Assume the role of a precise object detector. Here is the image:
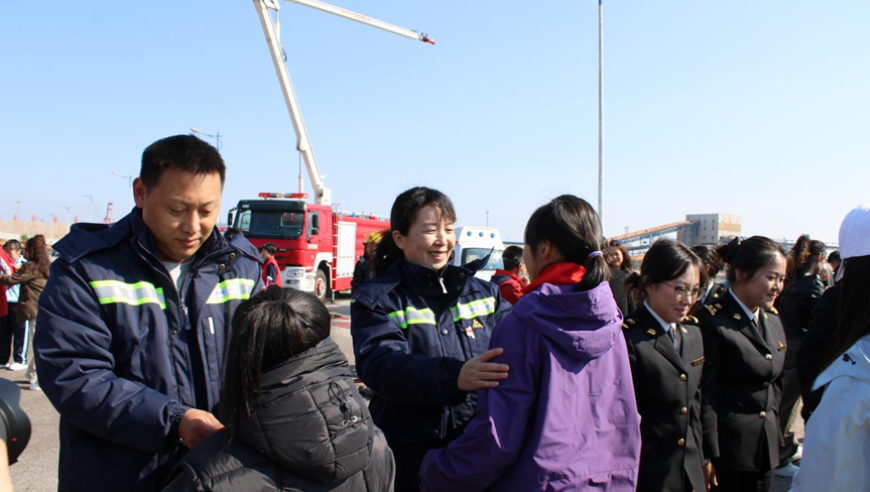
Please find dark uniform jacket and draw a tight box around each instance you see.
[623,304,710,492]
[351,258,509,443]
[162,338,394,492]
[35,210,263,492]
[796,283,840,420]
[777,274,825,369]
[698,291,786,472]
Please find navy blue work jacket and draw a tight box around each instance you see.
[34,209,262,492]
[351,258,509,443]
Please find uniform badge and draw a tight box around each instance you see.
[472,319,484,329]
[681,326,688,334]
[705,305,717,315]
[646,329,657,336]
[733,313,742,321]
[691,357,706,366]
[622,323,630,330]
[777,340,786,352]
[465,327,476,339]
[626,318,636,325]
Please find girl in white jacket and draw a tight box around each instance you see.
[791,203,870,492]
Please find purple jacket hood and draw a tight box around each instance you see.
[513,280,624,362]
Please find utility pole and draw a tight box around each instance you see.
[79,193,94,223]
[597,0,605,231]
[190,127,222,150]
[112,172,135,211]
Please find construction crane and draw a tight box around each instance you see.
[103,202,114,224]
[253,0,434,205]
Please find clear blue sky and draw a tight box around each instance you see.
[2,0,867,243]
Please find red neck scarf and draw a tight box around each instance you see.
[523,262,586,294]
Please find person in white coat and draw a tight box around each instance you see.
[791,202,870,492]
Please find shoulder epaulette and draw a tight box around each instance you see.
[622,317,636,330]
[705,304,718,316]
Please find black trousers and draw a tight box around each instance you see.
[0,304,27,364]
[388,427,465,492]
[778,366,802,464]
[712,466,774,492]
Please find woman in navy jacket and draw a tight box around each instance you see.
[351,187,510,492]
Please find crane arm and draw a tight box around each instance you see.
[254,0,434,206]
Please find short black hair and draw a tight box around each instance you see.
[502,245,524,271]
[261,242,277,255]
[140,135,226,190]
[628,239,708,299]
[220,286,330,437]
[374,187,457,275]
[828,250,841,263]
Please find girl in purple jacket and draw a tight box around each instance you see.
[419,195,641,491]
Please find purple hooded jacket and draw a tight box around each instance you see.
[419,279,641,491]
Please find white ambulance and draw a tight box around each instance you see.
[453,226,506,280]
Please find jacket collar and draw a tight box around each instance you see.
[352,257,483,307]
[54,207,237,267]
[523,262,586,294]
[494,269,520,282]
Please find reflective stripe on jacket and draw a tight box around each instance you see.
[351,258,509,443]
[34,209,263,492]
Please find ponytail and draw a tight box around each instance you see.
[372,232,402,276]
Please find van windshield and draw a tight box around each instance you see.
[461,248,504,270]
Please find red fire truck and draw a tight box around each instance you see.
[233,1,432,300]
[230,192,388,301]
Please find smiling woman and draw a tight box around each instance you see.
[350,186,510,492]
[697,236,788,492]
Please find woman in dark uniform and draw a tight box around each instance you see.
[623,239,712,492]
[697,237,788,492]
[350,187,511,491]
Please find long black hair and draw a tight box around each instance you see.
[220,286,331,436]
[373,187,457,275]
[607,240,633,274]
[626,239,708,300]
[524,195,609,290]
[715,236,786,286]
[825,255,870,369]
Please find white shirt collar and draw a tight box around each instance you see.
[644,301,676,333]
[728,289,759,322]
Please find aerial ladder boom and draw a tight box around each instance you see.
[253,0,434,206]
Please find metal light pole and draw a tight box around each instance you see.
[190,127,223,150]
[597,0,605,231]
[79,193,94,223]
[112,172,135,211]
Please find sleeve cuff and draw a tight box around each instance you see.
[168,403,192,444]
[444,358,468,405]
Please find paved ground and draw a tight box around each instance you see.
[2,297,800,491]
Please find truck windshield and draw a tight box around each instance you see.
[461,248,504,270]
[236,209,304,239]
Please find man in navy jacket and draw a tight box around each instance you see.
[35,135,262,492]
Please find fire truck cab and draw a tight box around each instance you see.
[230,193,389,301]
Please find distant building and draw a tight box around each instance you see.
[678,213,742,246]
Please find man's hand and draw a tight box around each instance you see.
[458,348,509,391]
[179,409,223,449]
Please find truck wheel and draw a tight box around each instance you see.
[314,269,329,302]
